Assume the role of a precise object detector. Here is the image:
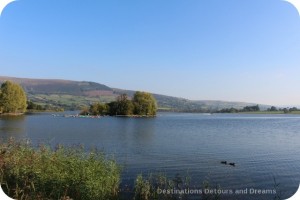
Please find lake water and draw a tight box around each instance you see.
[0,112,299,199]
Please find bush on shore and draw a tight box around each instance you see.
[0,138,120,200]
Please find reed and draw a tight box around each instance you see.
[0,138,120,200]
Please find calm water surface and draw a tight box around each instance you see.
[0,112,299,199]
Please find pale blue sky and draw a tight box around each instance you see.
[0,0,300,106]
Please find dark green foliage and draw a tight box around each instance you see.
[217,108,239,113]
[89,102,109,116]
[132,92,157,116]
[0,81,27,114]
[267,106,278,112]
[218,105,300,114]
[107,101,119,116]
[27,101,64,112]
[106,94,134,116]
[27,101,46,111]
[241,105,260,112]
[277,107,300,114]
[81,94,133,116]
[0,139,120,200]
[288,107,299,112]
[113,94,134,116]
[84,92,157,116]
[88,94,134,116]
[289,107,300,112]
[217,105,260,113]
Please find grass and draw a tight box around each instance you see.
[133,173,224,200]
[29,94,116,110]
[133,173,188,200]
[0,138,120,200]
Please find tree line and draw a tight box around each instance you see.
[81,91,157,116]
[27,101,64,112]
[217,105,300,114]
[217,105,260,113]
[267,106,299,113]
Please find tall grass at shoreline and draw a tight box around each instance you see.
[0,138,120,200]
[133,173,223,200]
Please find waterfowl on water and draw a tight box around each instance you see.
[220,161,227,164]
[229,162,235,166]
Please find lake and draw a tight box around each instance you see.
[0,112,299,199]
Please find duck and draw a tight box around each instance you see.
[229,162,235,166]
[220,161,227,164]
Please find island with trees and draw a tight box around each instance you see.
[81,91,157,117]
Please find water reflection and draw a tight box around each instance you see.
[0,115,26,140]
[132,118,155,144]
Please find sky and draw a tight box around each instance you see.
[0,0,300,106]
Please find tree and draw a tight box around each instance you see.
[27,101,45,111]
[84,92,157,116]
[105,94,134,116]
[217,107,238,113]
[289,107,298,112]
[132,91,157,116]
[267,106,278,112]
[115,94,134,115]
[89,103,100,115]
[242,105,260,112]
[89,102,109,115]
[107,101,118,116]
[283,108,290,114]
[0,81,27,114]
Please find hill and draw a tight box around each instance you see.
[0,76,268,111]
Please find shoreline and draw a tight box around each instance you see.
[0,113,25,116]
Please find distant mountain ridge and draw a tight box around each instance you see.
[0,76,113,96]
[0,76,269,111]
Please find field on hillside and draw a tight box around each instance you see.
[28,94,116,110]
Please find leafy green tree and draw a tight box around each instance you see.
[106,94,134,116]
[107,101,118,116]
[90,103,100,115]
[132,91,157,116]
[242,105,260,112]
[89,102,109,115]
[87,93,157,116]
[115,94,134,115]
[0,81,27,114]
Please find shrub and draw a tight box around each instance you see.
[0,138,120,200]
[133,173,189,200]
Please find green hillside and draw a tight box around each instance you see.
[0,76,268,111]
